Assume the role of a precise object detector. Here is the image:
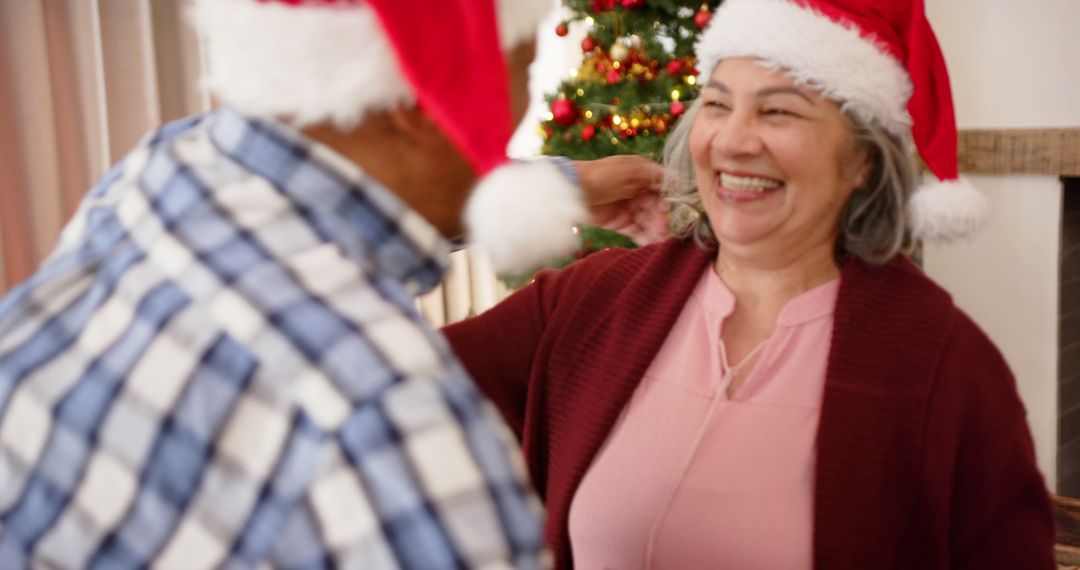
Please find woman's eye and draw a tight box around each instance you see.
[703,101,730,111]
[764,107,795,117]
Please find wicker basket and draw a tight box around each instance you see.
[1056,494,1080,567]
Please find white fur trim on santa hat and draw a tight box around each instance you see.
[465,160,589,274]
[908,177,987,242]
[193,0,413,129]
[697,0,913,136]
[191,0,551,130]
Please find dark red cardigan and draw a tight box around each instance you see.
[444,238,1055,569]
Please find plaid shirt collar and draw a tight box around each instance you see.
[207,106,450,296]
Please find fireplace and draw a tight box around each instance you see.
[1061,176,1080,499]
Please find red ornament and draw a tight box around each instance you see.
[590,0,617,12]
[670,101,686,117]
[665,60,684,76]
[621,0,645,8]
[551,98,579,126]
[694,8,713,29]
[606,70,621,85]
[581,36,598,52]
[581,125,597,141]
[555,22,569,37]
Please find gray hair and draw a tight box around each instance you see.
[661,98,917,264]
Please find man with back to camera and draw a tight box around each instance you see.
[0,0,662,567]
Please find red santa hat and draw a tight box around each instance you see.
[192,0,587,273]
[696,0,985,242]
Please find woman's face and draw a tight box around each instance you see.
[689,58,870,253]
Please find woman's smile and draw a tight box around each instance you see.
[714,169,785,203]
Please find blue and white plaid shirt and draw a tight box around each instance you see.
[0,107,546,569]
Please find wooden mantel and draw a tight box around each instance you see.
[958,128,1080,177]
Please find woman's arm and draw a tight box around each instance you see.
[443,262,578,437]
[940,316,1057,569]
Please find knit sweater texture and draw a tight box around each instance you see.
[444,237,1055,569]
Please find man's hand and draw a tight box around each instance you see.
[574,155,670,246]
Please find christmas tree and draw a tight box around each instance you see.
[510,0,721,283]
[540,0,723,161]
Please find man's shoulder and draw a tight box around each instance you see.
[146,114,207,148]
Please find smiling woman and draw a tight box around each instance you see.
[690,59,870,258]
[442,0,1058,568]
[664,60,916,265]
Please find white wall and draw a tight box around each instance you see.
[509,6,585,158]
[924,0,1080,489]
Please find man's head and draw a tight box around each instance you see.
[193,0,566,245]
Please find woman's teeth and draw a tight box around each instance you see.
[720,172,783,192]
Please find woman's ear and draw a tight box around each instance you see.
[851,145,874,190]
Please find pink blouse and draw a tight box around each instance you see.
[568,266,840,570]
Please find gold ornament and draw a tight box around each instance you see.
[610,43,630,62]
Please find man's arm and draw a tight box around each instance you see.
[281,371,546,569]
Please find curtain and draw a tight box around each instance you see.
[0,0,507,325]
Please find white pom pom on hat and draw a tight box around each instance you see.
[465,160,589,274]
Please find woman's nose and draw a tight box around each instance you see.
[713,111,764,158]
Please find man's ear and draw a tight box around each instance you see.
[387,104,441,146]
